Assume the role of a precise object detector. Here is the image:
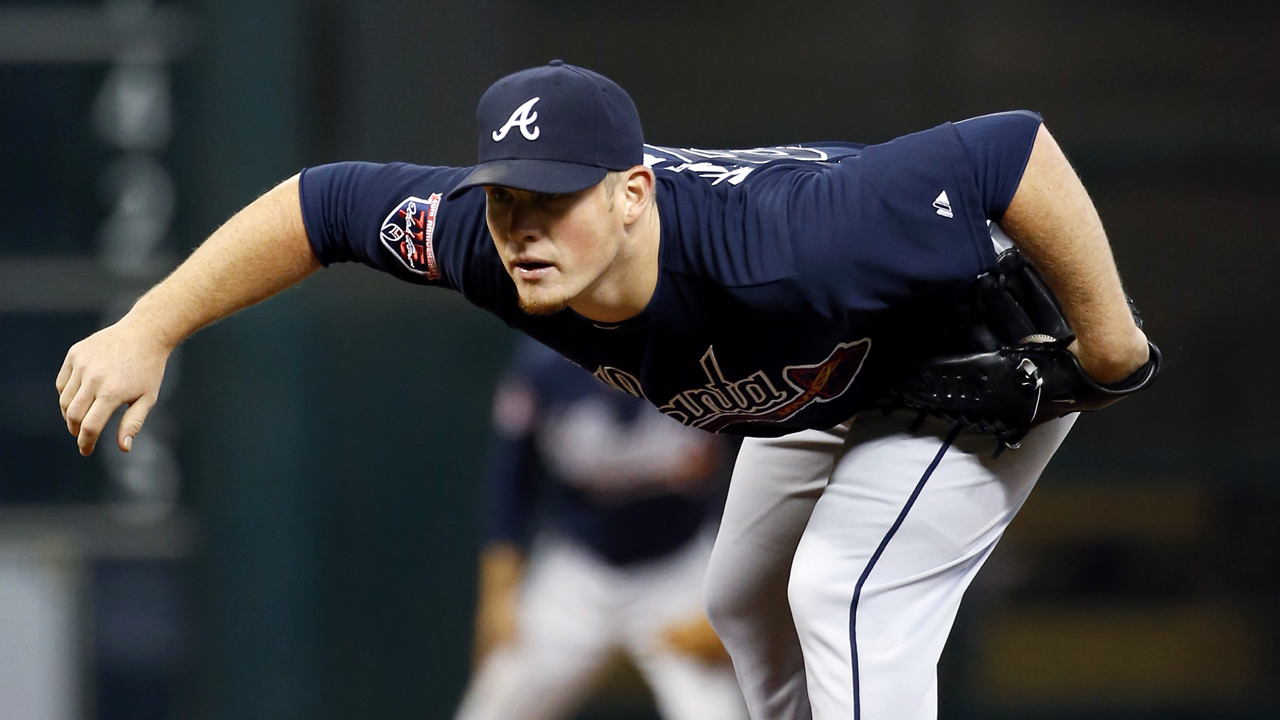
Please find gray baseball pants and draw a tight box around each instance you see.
[704,410,1075,719]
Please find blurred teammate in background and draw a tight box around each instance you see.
[455,337,748,720]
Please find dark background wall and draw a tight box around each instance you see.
[2,1,1277,719]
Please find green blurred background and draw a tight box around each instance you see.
[0,1,1277,719]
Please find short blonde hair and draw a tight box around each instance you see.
[602,170,624,209]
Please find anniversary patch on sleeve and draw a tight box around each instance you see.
[379,194,442,279]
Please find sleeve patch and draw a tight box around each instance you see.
[379,194,442,279]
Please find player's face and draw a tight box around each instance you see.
[485,180,625,316]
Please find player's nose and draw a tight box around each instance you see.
[507,200,545,243]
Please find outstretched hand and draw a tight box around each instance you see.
[56,320,171,456]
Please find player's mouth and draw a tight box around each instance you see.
[513,259,555,281]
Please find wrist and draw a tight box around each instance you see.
[121,296,189,353]
[1072,327,1149,384]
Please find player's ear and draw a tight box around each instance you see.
[621,165,655,225]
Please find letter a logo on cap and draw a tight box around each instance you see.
[492,97,541,142]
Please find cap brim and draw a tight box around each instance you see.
[446,159,609,200]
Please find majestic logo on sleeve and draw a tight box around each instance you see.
[593,339,872,433]
[933,190,954,218]
[380,194,442,280]
[492,97,541,141]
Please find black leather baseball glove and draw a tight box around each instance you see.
[891,248,1161,451]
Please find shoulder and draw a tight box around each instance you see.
[493,338,560,435]
[301,161,487,228]
[301,161,476,206]
[357,163,503,289]
[835,123,970,185]
[359,164,489,240]
[649,143,863,288]
[785,123,998,305]
[645,143,864,189]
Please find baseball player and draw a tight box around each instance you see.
[57,61,1158,719]
[455,336,746,720]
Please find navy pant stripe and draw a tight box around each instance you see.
[849,425,961,720]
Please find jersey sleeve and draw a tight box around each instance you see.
[786,122,1001,312]
[481,339,548,548]
[953,110,1042,221]
[299,162,513,312]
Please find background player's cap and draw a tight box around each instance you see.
[446,60,644,200]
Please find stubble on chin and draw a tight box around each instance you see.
[518,291,571,317]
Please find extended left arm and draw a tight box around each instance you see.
[999,124,1149,384]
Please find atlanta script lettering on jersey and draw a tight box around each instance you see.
[594,339,872,433]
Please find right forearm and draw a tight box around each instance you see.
[57,175,322,456]
[126,174,321,350]
[1001,126,1148,383]
[473,542,524,662]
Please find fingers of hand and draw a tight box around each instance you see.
[58,364,82,422]
[77,395,122,456]
[63,377,97,437]
[118,395,156,452]
[55,347,76,394]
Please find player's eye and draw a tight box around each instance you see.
[534,192,572,211]
[486,187,513,204]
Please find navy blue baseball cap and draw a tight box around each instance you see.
[446,60,644,200]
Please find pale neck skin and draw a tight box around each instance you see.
[483,165,661,323]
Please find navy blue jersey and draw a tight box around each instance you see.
[301,113,1041,436]
[485,337,721,565]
